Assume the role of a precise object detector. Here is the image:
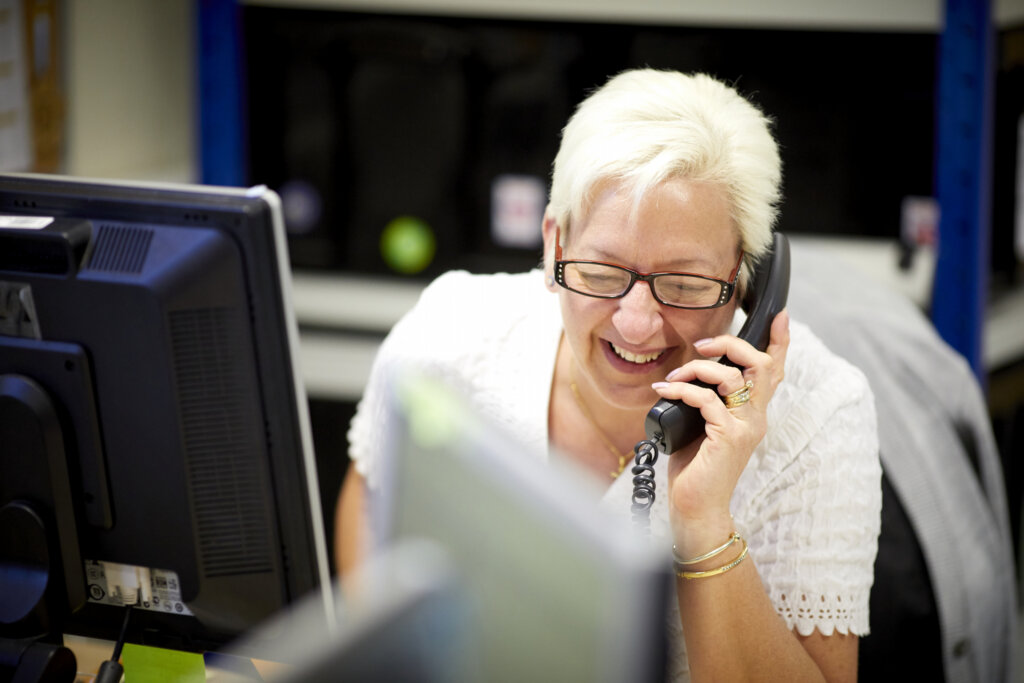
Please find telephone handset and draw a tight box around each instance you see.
[645,232,791,454]
[630,233,790,526]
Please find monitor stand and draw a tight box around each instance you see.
[0,375,84,683]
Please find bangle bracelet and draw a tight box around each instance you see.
[676,538,749,580]
[673,532,741,567]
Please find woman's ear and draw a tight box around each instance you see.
[541,208,560,292]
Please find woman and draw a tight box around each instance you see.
[338,69,881,681]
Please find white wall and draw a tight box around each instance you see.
[998,0,1024,25]
[65,0,195,182]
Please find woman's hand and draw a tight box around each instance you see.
[652,310,790,554]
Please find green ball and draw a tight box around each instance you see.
[380,216,436,275]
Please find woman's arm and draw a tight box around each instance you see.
[334,462,368,575]
[653,311,861,681]
[675,546,857,682]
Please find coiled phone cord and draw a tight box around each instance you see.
[630,437,660,531]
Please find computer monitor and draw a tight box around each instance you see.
[225,538,474,683]
[371,372,672,683]
[0,174,333,664]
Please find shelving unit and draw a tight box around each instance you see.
[62,0,1024,394]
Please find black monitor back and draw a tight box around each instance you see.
[0,174,331,653]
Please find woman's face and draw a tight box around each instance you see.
[550,178,741,411]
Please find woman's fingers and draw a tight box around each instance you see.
[664,309,791,397]
[765,308,790,381]
[665,360,746,397]
[651,379,733,423]
[661,312,790,531]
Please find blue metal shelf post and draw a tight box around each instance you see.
[197,0,246,187]
[932,0,995,382]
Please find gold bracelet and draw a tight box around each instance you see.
[675,538,749,580]
[673,532,741,567]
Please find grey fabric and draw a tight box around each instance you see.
[787,239,1018,683]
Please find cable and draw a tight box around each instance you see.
[94,597,133,683]
[630,437,660,532]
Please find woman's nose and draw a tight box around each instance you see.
[611,281,664,343]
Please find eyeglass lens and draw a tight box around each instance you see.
[562,262,723,307]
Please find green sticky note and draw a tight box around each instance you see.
[121,643,205,683]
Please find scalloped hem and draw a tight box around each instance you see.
[773,590,871,637]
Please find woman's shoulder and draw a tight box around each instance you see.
[417,269,546,309]
[738,317,881,537]
[758,317,878,464]
[400,269,544,332]
[350,269,559,481]
[780,318,873,408]
[386,268,558,361]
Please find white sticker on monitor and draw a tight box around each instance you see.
[900,196,938,247]
[0,215,53,230]
[84,559,194,616]
[490,174,545,249]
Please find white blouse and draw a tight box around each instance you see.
[348,268,882,681]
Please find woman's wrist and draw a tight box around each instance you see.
[670,508,736,565]
[674,534,749,580]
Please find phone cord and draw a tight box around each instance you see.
[630,437,660,533]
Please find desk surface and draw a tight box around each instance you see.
[64,634,281,682]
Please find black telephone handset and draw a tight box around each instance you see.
[643,232,791,455]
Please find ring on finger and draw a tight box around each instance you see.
[724,380,754,409]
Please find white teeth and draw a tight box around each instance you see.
[610,343,663,364]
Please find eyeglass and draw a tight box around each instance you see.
[553,226,743,310]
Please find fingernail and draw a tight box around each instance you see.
[665,367,684,381]
[651,382,670,390]
[694,338,714,348]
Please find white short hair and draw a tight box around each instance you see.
[548,69,782,287]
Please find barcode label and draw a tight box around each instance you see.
[83,559,194,616]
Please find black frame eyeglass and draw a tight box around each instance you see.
[552,226,744,310]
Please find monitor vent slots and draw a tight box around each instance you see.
[86,224,154,273]
[169,306,275,578]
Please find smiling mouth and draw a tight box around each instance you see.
[609,342,665,365]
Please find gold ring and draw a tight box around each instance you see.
[724,380,753,409]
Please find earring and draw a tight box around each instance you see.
[546,274,555,287]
